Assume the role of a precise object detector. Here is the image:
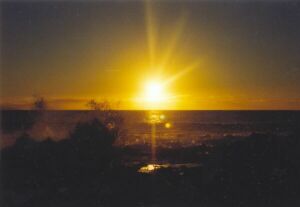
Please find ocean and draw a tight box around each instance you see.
[1,110,299,148]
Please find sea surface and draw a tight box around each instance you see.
[1,110,299,149]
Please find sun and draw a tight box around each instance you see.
[144,81,165,103]
[134,77,176,110]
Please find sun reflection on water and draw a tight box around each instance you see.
[138,164,163,173]
[138,163,202,174]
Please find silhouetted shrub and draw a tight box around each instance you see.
[71,118,116,146]
[1,111,122,191]
[86,99,124,141]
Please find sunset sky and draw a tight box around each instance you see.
[1,1,300,110]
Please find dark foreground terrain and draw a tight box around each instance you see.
[1,111,300,207]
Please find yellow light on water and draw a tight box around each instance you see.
[159,114,165,120]
[138,164,156,173]
[138,164,163,173]
[147,164,155,171]
[165,122,172,128]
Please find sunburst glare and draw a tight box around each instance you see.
[139,1,199,110]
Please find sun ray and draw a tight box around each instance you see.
[164,60,201,86]
[160,12,188,70]
[139,2,199,110]
[145,0,157,67]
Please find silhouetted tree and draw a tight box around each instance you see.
[33,96,47,110]
[86,99,124,140]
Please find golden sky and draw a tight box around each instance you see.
[1,1,300,110]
